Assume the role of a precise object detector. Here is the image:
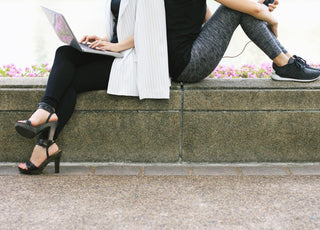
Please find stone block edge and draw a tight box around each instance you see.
[2,78,320,90]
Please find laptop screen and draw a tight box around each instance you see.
[42,6,77,46]
[54,14,74,44]
[41,6,124,58]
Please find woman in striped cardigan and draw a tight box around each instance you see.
[15,0,170,175]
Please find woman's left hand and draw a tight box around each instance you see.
[258,0,279,12]
[89,40,122,53]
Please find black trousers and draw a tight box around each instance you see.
[40,46,114,140]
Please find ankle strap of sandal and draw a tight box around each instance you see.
[38,102,55,113]
[37,139,55,158]
[38,102,55,123]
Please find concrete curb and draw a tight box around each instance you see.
[1,162,320,176]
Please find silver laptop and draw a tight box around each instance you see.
[41,6,123,58]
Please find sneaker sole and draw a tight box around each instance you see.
[271,73,320,83]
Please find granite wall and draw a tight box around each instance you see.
[1,78,320,163]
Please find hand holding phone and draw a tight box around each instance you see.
[263,0,275,6]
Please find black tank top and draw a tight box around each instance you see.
[164,0,206,79]
[111,0,121,43]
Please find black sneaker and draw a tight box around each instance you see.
[272,57,320,82]
[293,55,320,72]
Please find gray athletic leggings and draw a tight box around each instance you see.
[177,5,287,83]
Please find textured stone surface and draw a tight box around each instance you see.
[1,111,180,163]
[192,166,238,176]
[0,112,36,162]
[1,163,320,176]
[144,166,189,176]
[2,78,320,163]
[75,90,181,111]
[241,166,288,176]
[0,77,48,88]
[0,87,181,163]
[57,112,180,162]
[95,166,141,176]
[0,77,181,90]
[184,90,320,111]
[289,165,320,175]
[182,78,320,90]
[0,89,44,110]
[0,89,181,111]
[1,175,320,229]
[181,79,320,163]
[49,165,92,175]
[182,112,320,162]
[0,166,19,175]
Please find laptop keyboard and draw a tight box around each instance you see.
[80,43,96,50]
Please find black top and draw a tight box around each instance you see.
[111,0,121,43]
[164,0,206,79]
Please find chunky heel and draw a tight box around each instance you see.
[48,121,58,141]
[18,139,62,175]
[15,102,58,139]
[54,152,62,173]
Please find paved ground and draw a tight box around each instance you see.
[0,163,320,229]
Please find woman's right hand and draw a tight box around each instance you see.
[258,2,279,37]
[269,21,279,37]
[258,0,279,12]
[261,3,279,37]
[79,35,107,44]
[268,0,279,12]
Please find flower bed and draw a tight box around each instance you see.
[1,63,319,78]
[209,63,272,79]
[209,62,320,79]
[0,64,51,78]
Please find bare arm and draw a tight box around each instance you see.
[88,35,135,53]
[214,0,279,36]
[114,35,135,51]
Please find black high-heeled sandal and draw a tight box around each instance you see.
[18,139,62,175]
[15,102,58,140]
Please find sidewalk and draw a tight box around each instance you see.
[1,163,319,229]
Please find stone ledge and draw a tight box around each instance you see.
[3,77,320,89]
[1,78,320,163]
[183,78,320,90]
[0,77,48,88]
[1,163,319,176]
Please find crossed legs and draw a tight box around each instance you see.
[18,46,114,172]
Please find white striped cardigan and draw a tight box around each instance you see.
[105,0,171,99]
